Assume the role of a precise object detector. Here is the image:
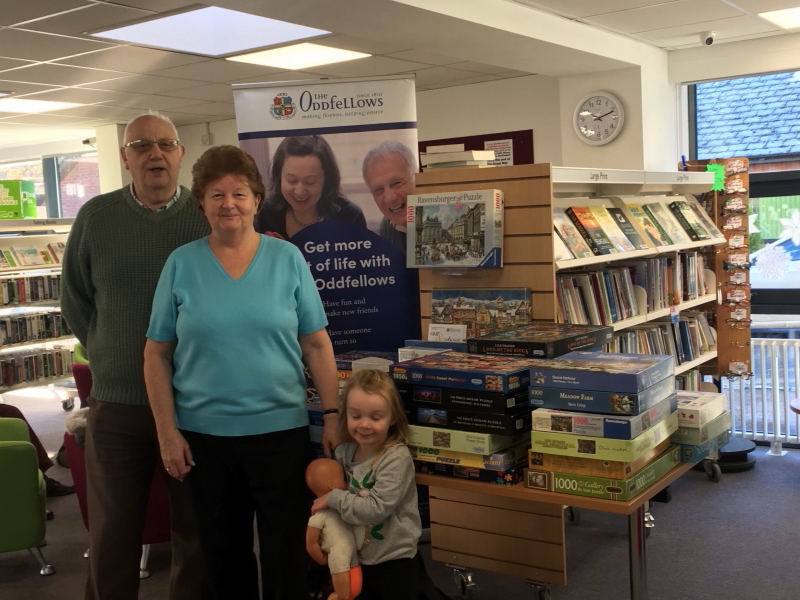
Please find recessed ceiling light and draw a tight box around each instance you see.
[228,43,370,70]
[0,98,82,114]
[760,7,800,29]
[89,7,329,58]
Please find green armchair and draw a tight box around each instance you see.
[0,417,54,575]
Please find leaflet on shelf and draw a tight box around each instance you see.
[528,372,675,415]
[408,424,522,454]
[529,413,678,463]
[397,383,529,413]
[466,323,612,359]
[670,411,731,446]
[527,352,675,394]
[524,445,681,501]
[531,393,677,440]
[528,438,672,479]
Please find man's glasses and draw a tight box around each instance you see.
[124,139,181,154]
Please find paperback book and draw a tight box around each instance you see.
[588,205,637,252]
[605,207,650,250]
[667,200,711,241]
[467,322,612,358]
[408,424,522,454]
[686,197,724,238]
[565,206,617,255]
[527,374,675,415]
[411,439,530,470]
[528,438,671,479]
[47,242,66,264]
[390,351,535,393]
[627,204,672,247]
[552,207,594,259]
[524,445,681,501]
[397,383,529,413]
[416,405,531,436]
[529,413,679,463]
[407,189,503,268]
[414,460,525,486]
[642,202,689,245]
[676,390,727,427]
[430,288,531,339]
[531,392,677,440]
[11,244,46,267]
[527,352,675,394]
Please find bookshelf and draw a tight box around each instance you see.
[414,164,723,376]
[0,219,74,393]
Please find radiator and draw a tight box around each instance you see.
[724,339,800,445]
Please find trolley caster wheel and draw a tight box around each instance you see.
[139,569,150,580]
[448,565,475,600]
[527,581,552,600]
[62,397,74,411]
[565,506,581,525]
[538,589,552,600]
[703,461,722,482]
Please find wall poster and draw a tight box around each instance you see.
[233,76,421,353]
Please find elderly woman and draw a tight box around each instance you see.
[256,135,366,239]
[143,145,340,600]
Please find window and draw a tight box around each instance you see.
[56,152,99,218]
[693,71,800,162]
[0,159,46,218]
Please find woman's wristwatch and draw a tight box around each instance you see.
[323,408,339,416]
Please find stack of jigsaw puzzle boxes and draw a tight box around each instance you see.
[670,390,730,461]
[523,352,683,501]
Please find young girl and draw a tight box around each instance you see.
[311,368,421,600]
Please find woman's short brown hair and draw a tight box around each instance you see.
[191,145,266,208]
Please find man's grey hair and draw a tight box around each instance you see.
[123,111,179,143]
[362,141,416,181]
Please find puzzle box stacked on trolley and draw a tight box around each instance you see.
[671,390,731,463]
[391,324,613,485]
[521,351,683,501]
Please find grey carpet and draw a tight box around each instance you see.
[2,393,798,600]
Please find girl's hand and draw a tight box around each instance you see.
[158,429,195,482]
[311,492,331,515]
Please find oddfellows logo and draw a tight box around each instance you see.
[270,93,296,120]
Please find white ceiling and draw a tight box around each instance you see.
[0,0,797,150]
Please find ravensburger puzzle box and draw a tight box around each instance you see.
[409,424,523,454]
[411,440,530,471]
[528,439,671,480]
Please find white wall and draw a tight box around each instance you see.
[413,75,563,165]
[639,47,679,171]
[558,67,644,170]
[95,124,130,194]
[176,120,240,189]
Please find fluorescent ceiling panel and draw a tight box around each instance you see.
[228,43,370,70]
[90,7,329,57]
[0,91,13,98]
[0,98,82,114]
[760,7,800,28]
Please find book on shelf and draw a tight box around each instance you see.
[10,244,46,267]
[552,207,594,259]
[642,202,690,245]
[667,200,711,241]
[588,206,637,252]
[47,242,66,264]
[424,144,465,154]
[424,160,492,169]
[565,207,617,255]
[419,150,495,166]
[0,249,12,269]
[555,267,639,326]
[685,196,724,238]
[605,207,650,250]
[605,313,715,366]
[626,204,672,247]
[553,234,574,261]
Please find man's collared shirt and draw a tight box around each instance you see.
[130,184,180,212]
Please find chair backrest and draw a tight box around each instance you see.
[0,418,45,552]
[72,364,92,408]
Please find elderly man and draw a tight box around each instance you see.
[61,113,210,600]
[362,141,417,254]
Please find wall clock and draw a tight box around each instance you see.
[573,91,625,146]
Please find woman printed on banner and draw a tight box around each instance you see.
[143,145,341,600]
[256,134,366,239]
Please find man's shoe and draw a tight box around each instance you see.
[44,475,75,497]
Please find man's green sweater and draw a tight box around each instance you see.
[61,186,210,405]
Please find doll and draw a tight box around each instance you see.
[306,459,363,600]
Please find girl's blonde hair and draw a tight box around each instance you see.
[338,369,409,455]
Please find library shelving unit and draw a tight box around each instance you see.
[412,164,723,596]
[0,218,76,396]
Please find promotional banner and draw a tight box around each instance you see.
[233,76,420,353]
